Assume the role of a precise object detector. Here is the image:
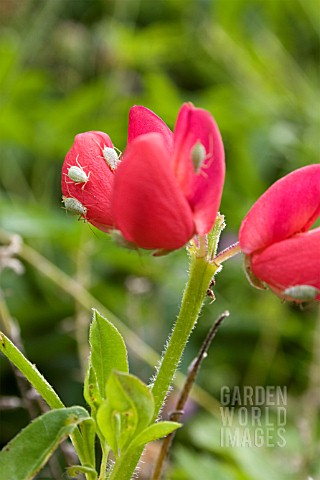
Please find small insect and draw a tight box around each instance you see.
[190,138,214,176]
[102,146,121,171]
[65,155,90,189]
[93,139,122,171]
[282,285,319,302]
[191,141,207,174]
[62,195,87,218]
[207,278,216,303]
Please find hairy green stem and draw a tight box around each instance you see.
[108,222,224,480]
[214,241,241,264]
[98,442,110,480]
[108,256,218,479]
[151,311,229,480]
[150,255,219,418]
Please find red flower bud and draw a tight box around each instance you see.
[61,131,116,232]
[112,103,225,250]
[239,165,320,301]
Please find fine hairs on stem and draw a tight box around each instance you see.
[151,311,230,480]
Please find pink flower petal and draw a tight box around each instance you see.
[62,131,115,231]
[251,227,320,299]
[239,164,320,255]
[173,103,225,234]
[112,133,194,250]
[128,106,174,155]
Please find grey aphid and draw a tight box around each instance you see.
[62,196,87,217]
[283,285,319,301]
[66,156,90,188]
[67,165,90,184]
[103,146,121,171]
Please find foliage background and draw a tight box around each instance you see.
[0,0,319,479]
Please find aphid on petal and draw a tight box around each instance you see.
[64,155,91,189]
[67,165,90,185]
[113,104,225,249]
[62,131,116,231]
[191,141,207,174]
[62,196,87,217]
[282,285,319,302]
[103,146,121,171]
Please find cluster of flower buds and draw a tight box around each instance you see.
[62,103,225,250]
[62,104,320,302]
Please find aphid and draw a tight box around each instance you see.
[282,285,319,302]
[191,141,207,174]
[190,138,214,176]
[207,279,216,303]
[67,165,90,185]
[93,139,122,172]
[62,195,87,217]
[65,155,90,189]
[102,146,121,171]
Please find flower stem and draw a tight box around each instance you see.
[150,254,219,418]
[98,442,110,480]
[108,219,225,480]
[214,241,241,264]
[151,310,229,480]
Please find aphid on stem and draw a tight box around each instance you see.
[207,279,216,303]
[64,155,91,189]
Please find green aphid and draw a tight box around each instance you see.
[191,141,207,174]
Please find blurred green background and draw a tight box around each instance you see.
[0,0,319,479]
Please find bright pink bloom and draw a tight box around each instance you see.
[61,131,116,232]
[112,104,225,250]
[239,165,320,301]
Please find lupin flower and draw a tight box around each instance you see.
[61,131,120,232]
[239,164,320,301]
[112,103,225,250]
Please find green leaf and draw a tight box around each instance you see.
[113,372,154,436]
[67,465,97,479]
[0,332,92,466]
[84,358,102,411]
[206,212,226,260]
[0,331,64,409]
[129,421,182,450]
[80,418,96,469]
[96,371,154,457]
[0,407,90,480]
[90,309,128,398]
